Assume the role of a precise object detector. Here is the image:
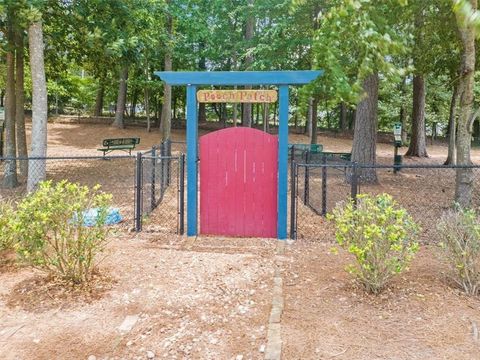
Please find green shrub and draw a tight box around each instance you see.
[437,208,480,296]
[14,180,112,284]
[0,201,15,251]
[330,193,419,294]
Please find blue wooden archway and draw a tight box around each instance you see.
[154,71,323,239]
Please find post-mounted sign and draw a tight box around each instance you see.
[197,90,278,103]
[393,123,402,142]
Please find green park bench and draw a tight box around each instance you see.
[289,143,323,158]
[97,138,140,156]
[321,151,352,162]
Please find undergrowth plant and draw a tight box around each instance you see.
[437,207,480,296]
[330,193,419,294]
[14,180,112,284]
[0,201,15,252]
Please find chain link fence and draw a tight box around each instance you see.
[292,160,480,244]
[0,153,185,234]
[137,150,185,234]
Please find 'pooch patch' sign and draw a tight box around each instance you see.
[197,90,278,103]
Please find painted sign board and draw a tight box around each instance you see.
[197,90,278,103]
[394,123,402,142]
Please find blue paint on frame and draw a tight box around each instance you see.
[186,85,198,236]
[277,85,289,240]
[156,71,323,239]
[155,70,323,86]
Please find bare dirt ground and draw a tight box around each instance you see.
[2,121,480,359]
[281,241,480,360]
[0,235,277,360]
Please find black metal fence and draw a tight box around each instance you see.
[0,152,185,235]
[136,150,185,234]
[291,160,480,243]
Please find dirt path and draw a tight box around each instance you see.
[0,235,277,360]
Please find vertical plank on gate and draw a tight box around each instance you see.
[199,127,277,238]
[187,85,198,236]
[278,85,289,240]
[244,128,255,236]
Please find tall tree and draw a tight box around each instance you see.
[405,75,428,156]
[406,10,428,157]
[113,66,128,128]
[27,18,48,192]
[351,73,379,182]
[3,8,18,188]
[453,0,477,207]
[160,1,173,143]
[314,0,406,183]
[445,83,459,165]
[15,24,28,176]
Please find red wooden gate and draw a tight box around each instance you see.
[200,127,278,238]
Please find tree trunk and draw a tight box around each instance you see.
[400,105,408,144]
[3,13,18,188]
[0,90,4,107]
[160,51,172,142]
[94,79,105,117]
[198,48,207,124]
[130,88,139,119]
[306,98,313,137]
[398,76,408,144]
[351,73,379,183]
[113,66,128,129]
[221,103,227,127]
[263,103,269,133]
[145,85,150,133]
[160,7,173,142]
[405,75,428,157]
[311,98,318,145]
[349,108,355,130]
[27,21,48,192]
[241,0,254,127]
[233,86,238,126]
[15,25,28,177]
[339,102,347,132]
[445,84,459,165]
[455,0,476,208]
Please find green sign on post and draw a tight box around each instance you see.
[393,122,402,173]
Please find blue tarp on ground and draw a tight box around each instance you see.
[81,207,122,226]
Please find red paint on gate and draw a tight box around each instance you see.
[200,127,278,238]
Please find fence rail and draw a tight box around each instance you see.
[291,158,480,242]
[0,151,185,235]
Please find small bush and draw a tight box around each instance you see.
[330,193,419,294]
[437,208,480,296]
[13,180,112,284]
[0,201,15,251]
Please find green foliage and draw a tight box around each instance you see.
[312,0,408,105]
[437,207,480,296]
[330,193,419,294]
[13,181,112,284]
[0,201,16,251]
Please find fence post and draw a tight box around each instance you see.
[321,154,327,216]
[135,152,143,232]
[290,161,297,240]
[351,162,358,207]
[179,154,185,235]
[304,150,310,205]
[166,139,172,186]
[150,146,156,212]
[160,141,166,194]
